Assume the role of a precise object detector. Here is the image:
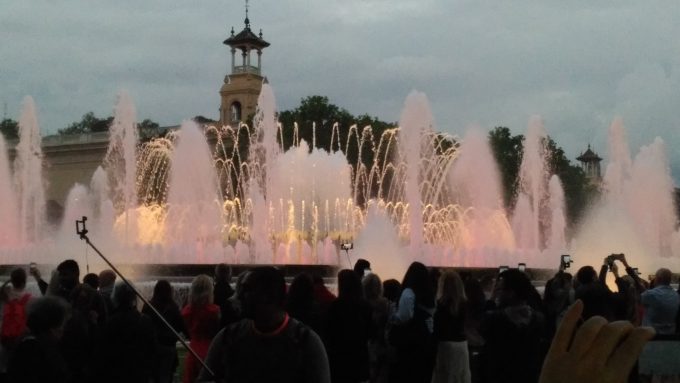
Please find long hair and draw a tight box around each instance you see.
[338,269,364,302]
[437,270,466,315]
[151,279,175,308]
[189,275,214,306]
[402,262,434,308]
[362,273,383,301]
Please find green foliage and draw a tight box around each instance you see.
[58,112,113,135]
[278,95,396,170]
[0,118,19,140]
[488,126,594,227]
[59,112,162,142]
[138,119,161,142]
[489,127,523,207]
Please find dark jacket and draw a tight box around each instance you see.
[326,298,373,383]
[8,333,70,383]
[94,306,157,383]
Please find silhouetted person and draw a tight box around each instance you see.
[28,264,48,296]
[354,259,371,279]
[543,271,573,338]
[95,282,156,383]
[286,273,324,336]
[198,266,330,383]
[182,275,220,383]
[98,270,116,315]
[214,264,234,310]
[61,284,107,383]
[82,273,99,290]
[481,269,546,383]
[142,280,186,383]
[220,271,249,328]
[312,274,336,311]
[53,260,80,301]
[327,269,373,383]
[1,268,32,347]
[389,262,436,383]
[382,279,401,306]
[7,297,70,383]
[574,265,614,320]
[432,270,470,383]
[641,268,679,334]
[363,273,390,383]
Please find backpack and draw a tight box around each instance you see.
[1,293,31,346]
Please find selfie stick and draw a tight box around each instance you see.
[75,216,215,380]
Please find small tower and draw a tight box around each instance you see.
[219,2,270,126]
[577,144,603,182]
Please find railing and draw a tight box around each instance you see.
[5,131,110,149]
[233,65,261,75]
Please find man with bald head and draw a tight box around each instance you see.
[641,268,679,334]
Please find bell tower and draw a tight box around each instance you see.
[219,1,270,126]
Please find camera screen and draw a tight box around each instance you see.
[518,263,526,271]
[562,255,570,263]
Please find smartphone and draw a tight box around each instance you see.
[341,243,353,251]
[499,266,509,273]
[518,263,526,272]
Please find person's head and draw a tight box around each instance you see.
[479,274,495,293]
[82,273,99,289]
[437,270,466,314]
[10,268,27,290]
[287,273,314,310]
[654,268,672,286]
[495,269,533,308]
[338,269,363,302]
[402,262,434,307]
[215,263,232,284]
[26,297,70,339]
[354,259,371,278]
[575,266,598,287]
[112,281,137,309]
[98,269,116,289]
[362,273,383,301]
[70,284,98,312]
[151,280,174,306]
[189,275,214,306]
[239,266,286,320]
[57,259,80,290]
[383,279,402,303]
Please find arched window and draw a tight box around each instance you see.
[230,102,242,123]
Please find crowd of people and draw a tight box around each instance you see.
[0,253,674,383]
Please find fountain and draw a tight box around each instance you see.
[1,84,679,280]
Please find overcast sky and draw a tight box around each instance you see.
[2,1,680,182]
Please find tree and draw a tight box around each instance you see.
[545,138,596,226]
[58,112,113,135]
[488,126,593,227]
[488,126,523,207]
[0,119,18,140]
[137,119,161,142]
[59,112,163,142]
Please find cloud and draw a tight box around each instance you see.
[2,1,680,183]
